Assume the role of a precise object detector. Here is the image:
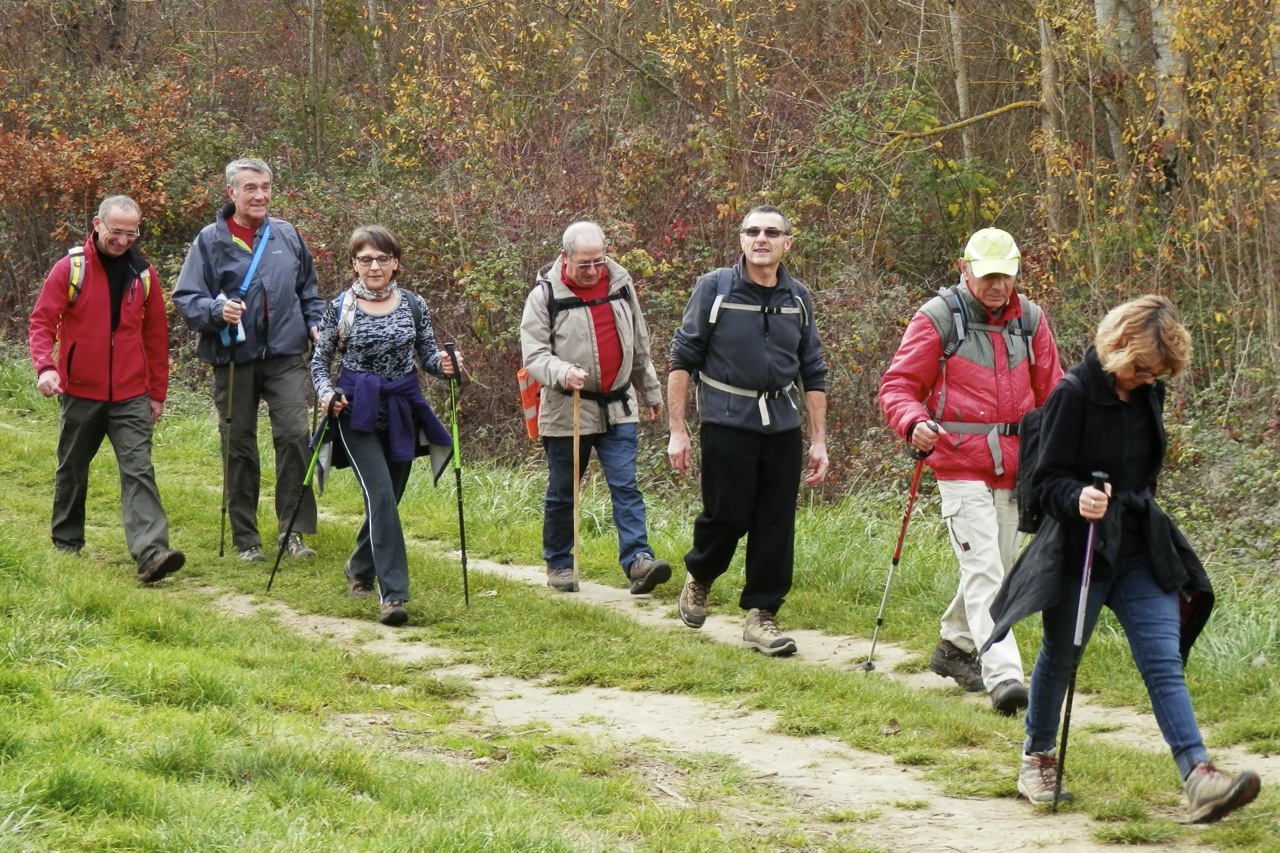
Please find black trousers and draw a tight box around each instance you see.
[684,422,803,614]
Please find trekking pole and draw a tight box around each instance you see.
[443,343,469,607]
[861,454,926,671]
[572,389,581,591]
[218,328,238,557]
[266,394,340,592]
[1054,470,1109,813]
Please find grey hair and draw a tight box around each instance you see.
[225,158,273,189]
[562,221,606,255]
[97,195,141,219]
[741,204,791,233]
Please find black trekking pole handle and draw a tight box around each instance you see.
[906,420,938,460]
[1053,470,1109,813]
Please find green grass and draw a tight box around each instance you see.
[1,352,1278,850]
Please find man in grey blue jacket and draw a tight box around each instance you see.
[667,205,828,656]
[173,158,325,562]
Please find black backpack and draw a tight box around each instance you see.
[1015,373,1084,534]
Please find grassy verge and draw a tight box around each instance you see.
[1,354,1276,850]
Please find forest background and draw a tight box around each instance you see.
[1,0,1277,572]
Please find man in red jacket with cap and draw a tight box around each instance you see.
[879,227,1062,715]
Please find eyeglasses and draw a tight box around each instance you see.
[572,259,608,271]
[741,227,790,239]
[354,255,394,268]
[104,227,141,240]
[1134,366,1171,381]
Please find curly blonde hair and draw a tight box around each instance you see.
[1095,295,1192,378]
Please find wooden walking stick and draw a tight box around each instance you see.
[572,389,581,592]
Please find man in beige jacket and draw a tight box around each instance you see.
[519,221,669,593]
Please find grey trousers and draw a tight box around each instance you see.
[336,418,414,603]
[52,394,172,567]
[212,354,316,550]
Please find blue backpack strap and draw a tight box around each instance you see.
[237,221,270,299]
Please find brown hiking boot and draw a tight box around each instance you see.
[743,608,797,657]
[137,549,185,585]
[928,638,985,692]
[546,567,578,592]
[628,554,672,595]
[1184,762,1261,823]
[343,561,374,598]
[678,573,710,628]
[379,600,408,627]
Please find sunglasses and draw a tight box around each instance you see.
[741,227,790,239]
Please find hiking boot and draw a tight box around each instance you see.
[54,542,82,555]
[546,567,578,592]
[628,553,672,595]
[928,639,985,692]
[743,608,798,657]
[1184,762,1261,823]
[379,600,408,627]
[279,532,316,558]
[137,549,185,585]
[991,679,1029,716]
[678,573,711,628]
[239,545,266,563]
[1018,750,1073,805]
[343,561,374,598]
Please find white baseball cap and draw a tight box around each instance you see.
[963,228,1020,278]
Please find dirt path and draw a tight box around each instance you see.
[210,556,1274,852]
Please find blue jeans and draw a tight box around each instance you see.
[543,422,651,574]
[1025,554,1208,779]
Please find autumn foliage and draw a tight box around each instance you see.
[1,0,1278,503]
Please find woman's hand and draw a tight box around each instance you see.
[1079,483,1110,521]
[441,350,463,377]
[322,391,347,416]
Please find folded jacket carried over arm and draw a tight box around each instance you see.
[337,369,451,464]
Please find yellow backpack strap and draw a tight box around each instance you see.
[140,267,152,314]
[66,246,86,306]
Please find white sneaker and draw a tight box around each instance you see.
[1018,750,1073,805]
[1184,762,1261,823]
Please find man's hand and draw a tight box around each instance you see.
[565,365,588,391]
[150,399,164,424]
[309,326,320,345]
[646,403,663,421]
[36,372,62,397]
[667,430,692,474]
[804,440,829,486]
[221,298,245,325]
[910,420,946,454]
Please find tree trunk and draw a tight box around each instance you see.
[947,0,973,164]
[1037,7,1061,234]
[1150,0,1186,194]
[1091,0,1131,184]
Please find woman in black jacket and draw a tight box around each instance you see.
[994,295,1259,822]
